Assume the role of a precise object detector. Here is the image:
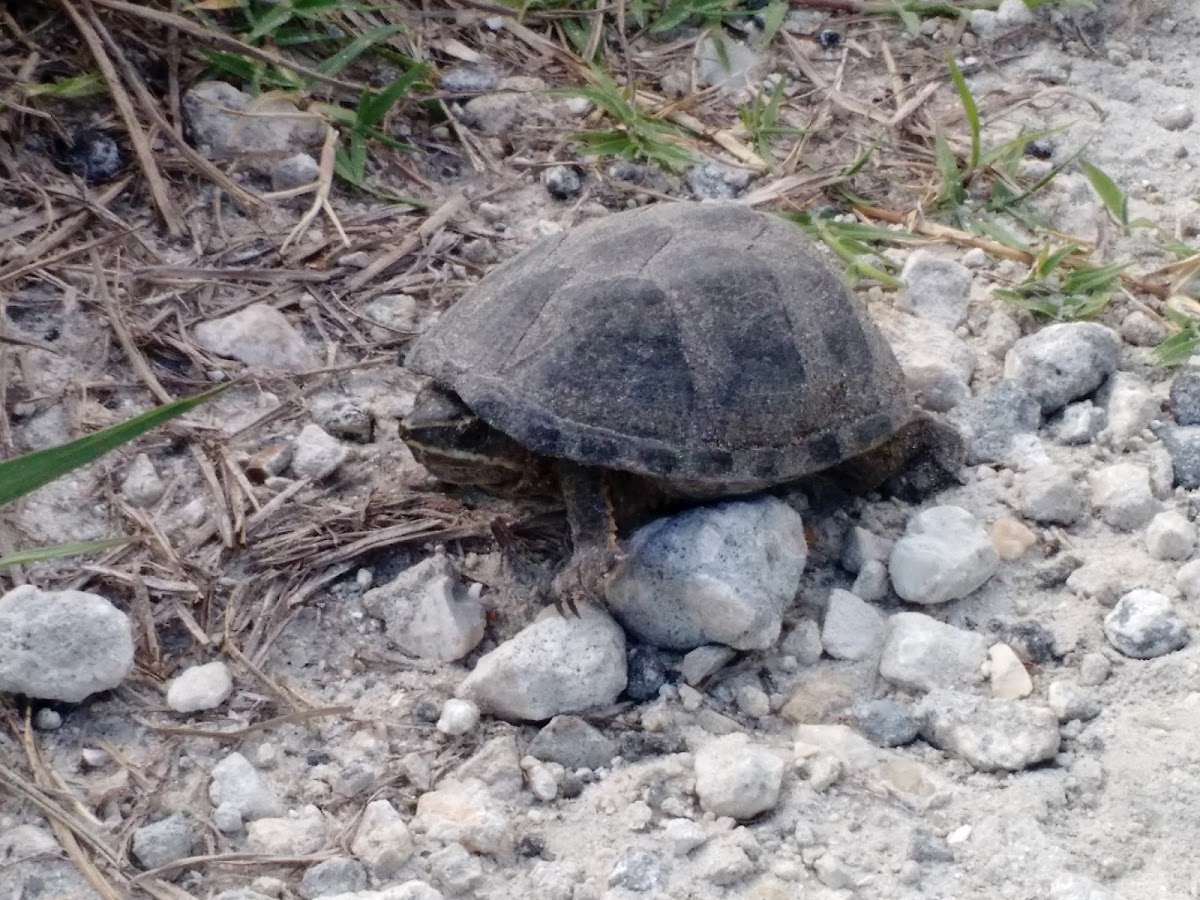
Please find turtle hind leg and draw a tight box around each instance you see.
[829,412,966,501]
[551,461,624,616]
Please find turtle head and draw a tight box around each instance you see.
[401,384,538,493]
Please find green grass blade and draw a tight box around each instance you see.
[1080,160,1129,230]
[0,537,132,570]
[316,24,409,76]
[25,73,106,99]
[358,63,428,128]
[0,385,229,508]
[934,126,963,206]
[759,0,788,45]
[946,55,980,172]
[246,5,295,42]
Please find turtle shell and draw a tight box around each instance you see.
[405,201,909,491]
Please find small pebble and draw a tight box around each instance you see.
[1047,680,1099,723]
[1146,510,1197,561]
[1078,652,1111,686]
[1170,373,1200,425]
[1155,103,1194,132]
[693,733,784,820]
[820,589,885,661]
[987,642,1032,700]
[1104,589,1189,659]
[990,517,1037,561]
[889,506,999,605]
[437,698,481,735]
[851,559,889,601]
[167,661,234,713]
[1089,463,1159,531]
[543,165,582,200]
[851,699,920,747]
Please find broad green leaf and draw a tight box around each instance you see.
[1081,160,1129,229]
[0,385,230,508]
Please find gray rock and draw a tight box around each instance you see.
[311,398,373,442]
[436,699,480,736]
[1155,103,1194,131]
[428,843,483,896]
[208,752,283,821]
[982,310,1022,359]
[1046,679,1099,722]
[916,689,1060,772]
[686,161,753,200]
[271,152,319,191]
[889,506,999,605]
[351,799,414,878]
[301,857,368,899]
[663,818,708,856]
[899,250,973,328]
[625,646,668,701]
[456,605,626,721]
[0,824,103,900]
[291,424,348,480]
[693,733,784,820]
[194,303,318,372]
[841,526,893,574]
[246,805,326,855]
[852,559,889,602]
[1120,310,1168,347]
[1146,510,1197,560]
[949,379,1041,464]
[460,92,522,135]
[609,847,667,892]
[779,618,823,666]
[183,81,321,163]
[167,661,233,713]
[852,699,920,747]
[122,453,164,508]
[214,802,243,834]
[413,778,510,856]
[879,612,988,693]
[528,715,618,770]
[450,734,523,797]
[1052,400,1105,445]
[1104,589,1188,659]
[543,165,582,200]
[1019,466,1086,525]
[1077,652,1111,686]
[680,644,737,685]
[1089,463,1159,530]
[880,312,976,412]
[1169,372,1200,425]
[606,497,806,650]
[908,827,955,862]
[131,814,196,870]
[362,552,485,662]
[0,585,134,702]
[821,589,885,660]
[1100,372,1159,449]
[441,61,499,94]
[1160,425,1200,488]
[1003,322,1121,413]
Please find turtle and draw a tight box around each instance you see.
[401,201,963,610]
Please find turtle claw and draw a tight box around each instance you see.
[551,544,623,616]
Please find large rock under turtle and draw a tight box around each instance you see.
[401,201,962,607]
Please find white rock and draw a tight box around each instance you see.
[662,818,707,856]
[916,690,1060,772]
[351,800,414,878]
[1019,466,1085,525]
[735,683,771,717]
[363,552,485,662]
[436,699,480,736]
[412,778,510,855]
[606,497,806,650]
[427,842,483,895]
[193,303,318,372]
[1145,510,1197,561]
[183,81,322,162]
[1176,558,1200,601]
[879,312,976,412]
[456,605,625,721]
[122,453,165,508]
[1090,463,1159,531]
[889,506,999,605]
[271,152,319,191]
[987,642,1032,700]
[778,619,822,666]
[247,804,326,855]
[0,585,134,702]
[996,0,1035,26]
[681,644,737,686]
[1100,372,1160,449]
[1046,680,1099,722]
[291,423,348,480]
[693,733,785,820]
[880,612,988,693]
[1052,400,1106,445]
[1077,652,1111,687]
[851,559,889,602]
[841,526,893,574]
[820,589,884,661]
[167,661,233,713]
[1104,589,1189,659]
[208,752,283,820]
[1004,323,1121,413]
[899,250,973,328]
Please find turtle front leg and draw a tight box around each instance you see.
[551,461,624,615]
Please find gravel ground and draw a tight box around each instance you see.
[3,2,1200,899]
